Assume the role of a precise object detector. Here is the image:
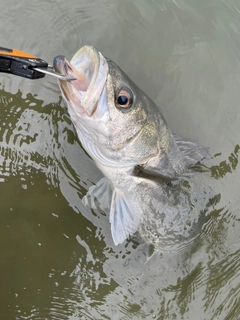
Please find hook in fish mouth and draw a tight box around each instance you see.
[53,45,108,116]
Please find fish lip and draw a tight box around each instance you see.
[53,45,101,116]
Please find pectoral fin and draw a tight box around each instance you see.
[110,189,141,245]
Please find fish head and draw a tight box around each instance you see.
[53,45,160,168]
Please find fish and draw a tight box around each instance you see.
[53,45,211,246]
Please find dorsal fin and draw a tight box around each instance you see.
[138,134,209,180]
[173,134,210,165]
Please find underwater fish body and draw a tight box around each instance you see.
[53,45,210,246]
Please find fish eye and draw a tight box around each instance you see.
[116,88,133,111]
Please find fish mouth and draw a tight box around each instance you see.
[53,45,108,117]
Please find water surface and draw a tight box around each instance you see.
[0,1,239,319]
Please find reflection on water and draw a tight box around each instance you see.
[210,145,240,179]
[0,0,240,319]
[0,81,239,320]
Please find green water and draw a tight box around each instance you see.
[0,1,240,319]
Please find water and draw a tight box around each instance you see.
[0,1,239,319]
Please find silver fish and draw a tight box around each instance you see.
[53,45,210,246]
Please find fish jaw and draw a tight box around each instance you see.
[53,45,109,119]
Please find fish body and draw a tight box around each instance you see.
[53,46,209,246]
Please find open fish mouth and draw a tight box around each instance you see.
[53,45,108,116]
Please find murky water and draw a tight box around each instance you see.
[0,1,239,319]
